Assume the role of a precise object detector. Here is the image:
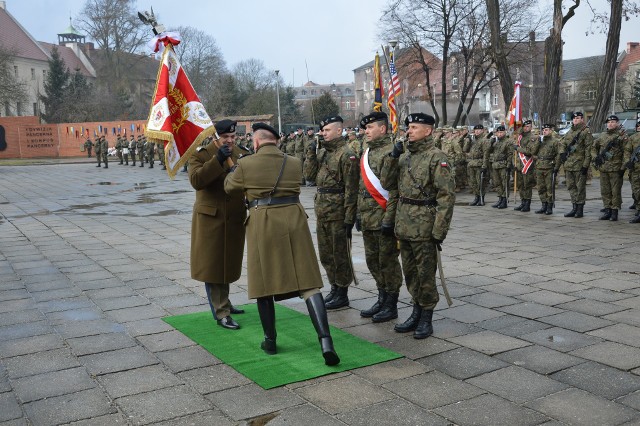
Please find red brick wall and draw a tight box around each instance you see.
[0,117,147,159]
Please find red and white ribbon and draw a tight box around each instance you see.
[361,148,389,210]
[147,31,182,53]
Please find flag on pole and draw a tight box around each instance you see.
[144,33,217,179]
[387,51,402,133]
[373,52,384,112]
[506,81,522,129]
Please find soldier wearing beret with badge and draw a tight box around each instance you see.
[512,119,536,212]
[531,124,562,215]
[489,125,513,209]
[189,119,248,330]
[224,123,340,366]
[304,116,359,309]
[464,124,490,206]
[357,111,403,322]
[389,113,455,339]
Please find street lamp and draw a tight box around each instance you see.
[275,70,282,135]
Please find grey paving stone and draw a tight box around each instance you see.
[476,314,528,331]
[588,323,640,348]
[338,398,448,426]
[497,302,565,319]
[30,287,84,302]
[552,361,640,400]
[55,319,125,339]
[79,346,159,375]
[418,347,509,380]
[448,330,531,355]
[495,345,586,375]
[155,345,220,373]
[352,357,431,385]
[0,333,64,358]
[618,391,640,412]
[571,287,634,302]
[0,392,23,422]
[0,309,45,327]
[539,311,614,332]
[431,318,483,339]
[525,388,637,426]
[605,309,640,328]
[93,295,151,311]
[150,410,234,426]
[482,282,538,296]
[0,289,30,302]
[23,388,116,426]
[208,383,304,420]
[557,299,629,317]
[124,318,175,337]
[0,321,52,342]
[4,348,80,379]
[177,364,251,394]
[105,304,167,323]
[520,327,604,352]
[436,304,505,324]
[493,318,552,337]
[45,308,104,325]
[378,335,458,360]
[516,289,578,306]
[36,297,95,313]
[66,332,138,356]
[85,286,137,300]
[11,367,96,403]
[98,365,184,399]
[343,321,404,343]
[434,393,549,426]
[458,292,521,308]
[136,330,196,353]
[570,342,640,371]
[67,413,130,426]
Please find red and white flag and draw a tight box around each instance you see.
[360,148,389,210]
[505,81,521,129]
[144,34,217,179]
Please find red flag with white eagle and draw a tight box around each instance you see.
[144,34,217,179]
[505,81,521,129]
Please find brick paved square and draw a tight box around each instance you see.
[588,323,640,348]
[80,346,159,375]
[4,348,80,379]
[177,364,252,394]
[208,383,304,420]
[495,345,585,375]
[520,327,603,352]
[551,361,640,399]
[449,330,530,355]
[569,341,640,370]
[338,398,448,426]
[434,394,549,426]
[12,367,97,403]
[23,388,116,425]
[418,347,508,380]
[98,365,183,399]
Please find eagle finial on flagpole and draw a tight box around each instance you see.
[137,7,165,35]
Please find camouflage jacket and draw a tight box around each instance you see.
[531,135,561,170]
[94,139,102,154]
[624,132,640,172]
[285,138,296,156]
[464,135,489,168]
[294,135,305,159]
[305,137,358,223]
[559,123,593,171]
[514,130,536,172]
[489,136,512,169]
[100,139,108,151]
[115,138,123,150]
[84,139,92,149]
[437,135,463,164]
[358,135,398,231]
[392,136,455,242]
[591,129,628,172]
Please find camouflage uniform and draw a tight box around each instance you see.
[84,138,92,157]
[285,134,296,156]
[558,122,593,216]
[455,131,470,190]
[591,127,628,219]
[146,137,155,168]
[437,130,464,189]
[531,133,561,213]
[129,136,137,166]
[624,131,640,222]
[304,136,358,298]
[488,134,513,208]
[115,136,123,164]
[513,129,537,211]
[100,137,109,168]
[158,140,165,169]
[94,137,102,167]
[464,133,489,205]
[136,136,145,167]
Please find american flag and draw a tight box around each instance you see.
[387,51,402,133]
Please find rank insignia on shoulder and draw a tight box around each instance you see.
[440,161,449,167]
[196,146,205,152]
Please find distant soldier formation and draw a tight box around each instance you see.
[85,133,166,170]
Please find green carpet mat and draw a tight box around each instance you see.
[163,303,402,389]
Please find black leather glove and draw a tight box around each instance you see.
[380,223,395,236]
[619,169,626,177]
[481,168,487,175]
[391,141,404,158]
[355,218,361,232]
[433,238,443,251]
[580,166,589,175]
[560,152,568,163]
[626,161,634,170]
[216,144,232,165]
[344,222,354,239]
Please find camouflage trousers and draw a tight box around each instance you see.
[515,168,535,199]
[565,170,587,204]
[362,230,402,293]
[399,239,438,310]
[491,167,508,197]
[468,166,489,197]
[536,168,554,204]
[600,171,623,209]
[101,151,108,165]
[96,152,102,165]
[117,150,123,163]
[317,220,353,288]
[456,161,468,188]
[631,170,639,207]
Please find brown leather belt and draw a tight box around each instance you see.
[248,195,299,208]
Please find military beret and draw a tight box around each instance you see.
[605,115,619,122]
[523,119,533,126]
[495,125,506,131]
[473,124,484,130]
[307,127,315,131]
[252,122,280,140]
[319,115,343,130]
[542,123,555,130]
[405,113,435,126]
[571,111,584,118]
[214,119,237,135]
[360,111,388,128]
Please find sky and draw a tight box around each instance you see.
[4,0,639,87]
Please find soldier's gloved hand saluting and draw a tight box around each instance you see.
[216,144,232,165]
[391,140,404,158]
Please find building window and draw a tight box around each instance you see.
[363,81,367,91]
[301,90,306,95]
[584,89,595,100]
[31,68,35,80]
[345,100,351,110]
[17,102,22,116]
[492,94,498,105]
[311,89,316,95]
[564,87,571,100]
[14,66,18,77]
[345,88,351,94]
[452,76,458,87]
[369,81,373,91]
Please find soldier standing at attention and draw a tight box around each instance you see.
[437,127,463,192]
[100,136,109,168]
[357,111,403,322]
[625,121,640,223]
[146,136,155,168]
[304,127,317,186]
[189,119,247,330]
[513,120,536,212]
[84,137,93,158]
[390,113,455,339]
[455,127,470,192]
[224,123,340,366]
[137,135,146,167]
[531,124,562,215]
[304,116,358,309]
[129,135,137,166]
[94,136,102,167]
[465,124,489,206]
[158,140,165,170]
[591,115,629,221]
[558,112,593,218]
[115,136,124,165]
[489,125,512,209]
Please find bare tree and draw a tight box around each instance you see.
[485,0,513,109]
[0,43,28,109]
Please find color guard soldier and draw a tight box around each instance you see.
[129,135,137,166]
[531,124,562,214]
[489,125,512,209]
[84,137,93,157]
[558,111,593,218]
[100,136,109,168]
[94,136,102,167]
[115,136,124,165]
[513,120,536,212]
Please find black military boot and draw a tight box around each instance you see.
[514,199,525,211]
[564,203,577,217]
[492,197,502,208]
[257,297,277,355]
[545,203,553,215]
[372,292,399,323]
[630,202,637,210]
[609,209,618,221]
[394,304,422,333]
[469,195,480,206]
[521,199,531,212]
[630,215,640,223]
[139,162,144,167]
[575,203,584,218]
[306,293,340,366]
[600,207,607,212]
[132,161,136,166]
[478,195,485,206]
[325,286,349,310]
[413,309,434,339]
[360,289,386,318]
[498,197,508,209]
[599,208,612,220]
[535,202,547,214]
[324,285,338,304]
[149,162,153,169]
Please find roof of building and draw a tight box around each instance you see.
[39,42,93,78]
[0,4,50,61]
[562,55,605,81]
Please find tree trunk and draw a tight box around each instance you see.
[541,0,564,125]
[485,0,513,115]
[590,0,623,132]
